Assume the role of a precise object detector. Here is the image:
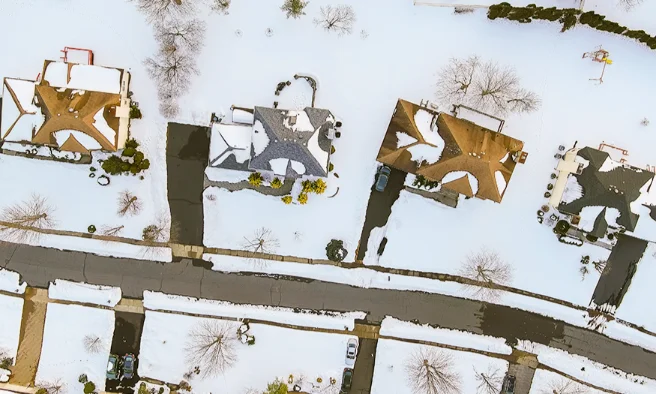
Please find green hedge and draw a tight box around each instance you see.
[488,2,656,50]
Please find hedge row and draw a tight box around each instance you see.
[488,2,656,50]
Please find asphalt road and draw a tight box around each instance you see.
[2,241,656,380]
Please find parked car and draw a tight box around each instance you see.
[106,354,119,380]
[375,165,392,192]
[345,338,358,366]
[501,374,516,394]
[340,368,353,394]
[122,354,136,379]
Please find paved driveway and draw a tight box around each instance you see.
[166,123,210,246]
[105,312,145,393]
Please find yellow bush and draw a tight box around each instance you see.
[297,193,308,205]
[312,179,327,194]
[271,177,283,189]
[281,195,293,204]
[248,172,263,187]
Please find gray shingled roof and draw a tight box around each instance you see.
[248,106,334,178]
[559,147,654,232]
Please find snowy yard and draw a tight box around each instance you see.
[0,294,23,382]
[529,369,604,394]
[139,311,356,393]
[36,303,114,393]
[370,338,508,394]
[49,279,122,307]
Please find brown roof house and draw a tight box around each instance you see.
[377,99,526,203]
[1,60,132,154]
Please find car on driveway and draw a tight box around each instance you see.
[375,165,391,192]
[122,354,136,379]
[106,354,119,380]
[340,368,353,394]
[345,338,358,366]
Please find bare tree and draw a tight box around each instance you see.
[314,5,356,35]
[154,18,206,54]
[436,56,540,115]
[36,379,66,394]
[538,377,589,394]
[618,0,643,11]
[101,225,125,237]
[282,0,310,19]
[436,56,480,106]
[144,49,199,100]
[210,0,231,14]
[241,227,280,265]
[117,191,142,217]
[474,365,504,394]
[186,320,237,377]
[133,0,198,23]
[0,194,54,242]
[458,249,513,301]
[83,335,104,354]
[405,347,460,394]
[159,97,180,118]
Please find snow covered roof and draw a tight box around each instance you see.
[209,123,252,171]
[42,60,122,94]
[376,99,524,203]
[1,78,45,143]
[248,106,335,178]
[558,147,655,233]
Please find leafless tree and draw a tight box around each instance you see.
[241,227,279,265]
[314,5,356,35]
[144,49,199,100]
[159,97,181,118]
[117,191,142,217]
[0,194,54,242]
[282,0,310,19]
[406,347,460,394]
[436,56,540,115]
[154,18,206,55]
[36,379,66,394]
[101,225,125,237]
[538,377,589,394]
[474,365,504,394]
[210,0,231,14]
[618,0,643,11]
[83,335,104,354]
[436,56,480,106]
[458,249,513,301]
[133,0,198,23]
[186,320,237,378]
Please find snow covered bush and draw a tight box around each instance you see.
[210,0,231,14]
[326,239,348,262]
[281,0,309,19]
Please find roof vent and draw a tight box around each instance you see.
[288,115,297,126]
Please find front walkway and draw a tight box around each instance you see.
[10,288,48,386]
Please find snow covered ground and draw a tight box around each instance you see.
[49,279,122,307]
[0,294,23,382]
[139,311,356,393]
[370,338,508,394]
[0,268,26,294]
[529,369,604,394]
[36,303,114,393]
[144,291,365,331]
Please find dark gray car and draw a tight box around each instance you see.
[375,166,391,192]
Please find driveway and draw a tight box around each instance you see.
[591,234,649,308]
[355,167,406,261]
[105,311,145,393]
[350,338,377,394]
[166,123,210,246]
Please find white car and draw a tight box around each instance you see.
[345,338,358,366]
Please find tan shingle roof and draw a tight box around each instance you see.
[376,99,525,203]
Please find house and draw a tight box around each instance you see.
[550,146,656,241]
[1,59,131,154]
[376,99,525,203]
[209,106,337,179]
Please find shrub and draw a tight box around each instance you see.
[35,390,48,394]
[78,374,88,383]
[248,172,263,187]
[125,138,139,149]
[130,103,142,119]
[297,192,308,205]
[101,139,149,176]
[330,145,336,154]
[328,163,334,172]
[281,195,293,204]
[586,234,598,242]
[265,378,288,394]
[270,177,283,189]
[0,357,13,370]
[326,239,348,262]
[122,147,136,157]
[83,381,96,394]
[301,180,313,193]
[312,179,327,194]
[247,336,256,346]
[554,220,570,235]
[88,225,96,233]
[102,155,126,175]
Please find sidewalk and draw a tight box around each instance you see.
[10,288,48,386]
